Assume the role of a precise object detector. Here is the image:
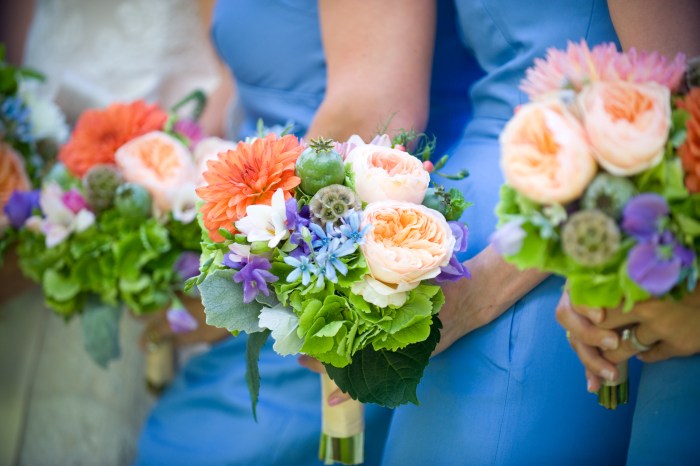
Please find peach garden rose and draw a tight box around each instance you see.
[500,97,597,204]
[115,131,196,212]
[354,201,455,307]
[345,144,430,205]
[578,81,671,176]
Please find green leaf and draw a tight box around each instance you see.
[568,273,624,309]
[325,316,442,408]
[81,297,122,368]
[246,329,270,422]
[43,269,81,302]
[199,268,263,333]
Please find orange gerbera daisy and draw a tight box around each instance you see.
[197,133,303,242]
[0,143,31,209]
[680,88,700,193]
[58,100,168,177]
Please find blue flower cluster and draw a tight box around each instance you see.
[284,210,369,287]
[0,96,33,143]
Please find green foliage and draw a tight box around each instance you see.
[325,316,442,408]
[199,268,263,333]
[246,329,270,421]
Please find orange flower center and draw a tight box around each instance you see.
[604,86,654,123]
[135,139,182,180]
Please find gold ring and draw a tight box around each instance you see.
[565,330,571,340]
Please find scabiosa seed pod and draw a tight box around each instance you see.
[562,209,621,267]
[83,164,124,212]
[581,173,636,219]
[309,184,361,226]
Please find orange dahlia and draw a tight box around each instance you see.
[0,143,31,209]
[679,89,700,193]
[197,134,303,242]
[58,100,168,177]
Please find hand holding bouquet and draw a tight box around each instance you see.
[195,132,471,464]
[493,41,699,408]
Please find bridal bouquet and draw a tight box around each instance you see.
[194,133,470,464]
[12,93,213,367]
[493,41,699,408]
[1,45,68,259]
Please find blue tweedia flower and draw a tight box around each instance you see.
[232,256,279,303]
[0,96,33,143]
[309,221,339,252]
[316,238,357,283]
[339,211,370,245]
[284,255,318,286]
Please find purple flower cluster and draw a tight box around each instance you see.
[3,190,40,228]
[436,222,471,283]
[623,194,695,295]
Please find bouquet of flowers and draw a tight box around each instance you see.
[492,41,699,408]
[194,132,470,464]
[1,44,68,259]
[11,92,215,369]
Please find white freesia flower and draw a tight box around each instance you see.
[235,188,290,248]
[40,183,95,248]
[171,182,199,224]
[258,304,303,355]
[20,82,69,143]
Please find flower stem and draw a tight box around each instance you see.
[597,362,629,410]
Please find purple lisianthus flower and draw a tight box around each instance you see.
[4,190,40,228]
[167,307,198,334]
[174,251,201,282]
[61,188,88,214]
[173,119,205,148]
[627,231,695,296]
[233,255,279,303]
[448,221,469,253]
[490,219,526,256]
[435,254,471,283]
[622,194,668,240]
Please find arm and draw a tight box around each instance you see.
[435,245,547,354]
[607,0,700,57]
[306,0,436,140]
[0,0,36,65]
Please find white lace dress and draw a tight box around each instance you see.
[12,1,219,464]
[23,0,220,120]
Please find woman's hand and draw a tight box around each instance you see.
[139,292,230,351]
[556,288,700,392]
[434,245,548,355]
[297,355,352,406]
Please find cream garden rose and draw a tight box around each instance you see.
[345,144,430,204]
[500,97,597,204]
[578,81,671,176]
[354,201,455,307]
[115,131,196,212]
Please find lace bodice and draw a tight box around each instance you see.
[23,0,220,119]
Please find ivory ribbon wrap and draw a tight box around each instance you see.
[321,373,364,438]
[145,340,175,390]
[601,362,628,387]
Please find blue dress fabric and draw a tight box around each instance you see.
[381,2,644,465]
[136,1,481,465]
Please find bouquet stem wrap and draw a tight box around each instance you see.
[598,362,628,410]
[319,373,364,465]
[145,339,175,395]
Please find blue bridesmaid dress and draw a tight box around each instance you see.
[135,1,482,464]
[381,2,644,465]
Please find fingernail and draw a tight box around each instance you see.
[600,369,616,382]
[590,308,603,324]
[328,396,343,407]
[586,378,594,393]
[601,336,618,350]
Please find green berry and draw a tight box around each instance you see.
[295,137,345,195]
